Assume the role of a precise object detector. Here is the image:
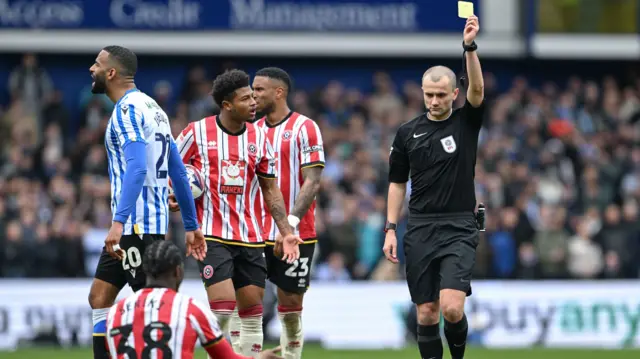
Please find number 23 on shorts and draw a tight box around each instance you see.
[285,258,309,277]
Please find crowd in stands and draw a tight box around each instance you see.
[1,54,640,281]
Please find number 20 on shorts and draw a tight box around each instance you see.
[121,247,142,271]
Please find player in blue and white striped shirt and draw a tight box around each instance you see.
[86,46,207,359]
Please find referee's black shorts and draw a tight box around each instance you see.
[403,212,479,305]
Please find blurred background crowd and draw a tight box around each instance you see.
[1,52,640,283]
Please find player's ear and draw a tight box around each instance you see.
[221,100,233,111]
[107,67,117,81]
[453,87,460,100]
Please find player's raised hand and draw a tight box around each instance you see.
[382,231,399,264]
[464,15,479,45]
[105,221,125,261]
[185,228,207,261]
[257,346,283,359]
[168,194,180,212]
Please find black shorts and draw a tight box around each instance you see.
[403,212,479,305]
[198,240,267,290]
[265,241,316,294]
[94,234,165,292]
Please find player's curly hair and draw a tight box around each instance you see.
[211,69,251,107]
[255,67,292,93]
[142,240,183,278]
[103,45,138,78]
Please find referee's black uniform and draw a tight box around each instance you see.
[389,99,485,305]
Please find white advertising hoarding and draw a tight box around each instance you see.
[0,280,639,350]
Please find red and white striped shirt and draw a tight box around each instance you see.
[106,287,223,359]
[176,116,276,245]
[256,112,325,241]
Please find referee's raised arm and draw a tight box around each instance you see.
[463,15,484,107]
[383,126,411,263]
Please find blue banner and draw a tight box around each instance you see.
[0,0,478,32]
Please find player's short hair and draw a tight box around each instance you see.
[102,45,138,78]
[142,240,183,278]
[422,66,457,91]
[211,69,251,107]
[255,67,292,92]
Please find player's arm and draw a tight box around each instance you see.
[290,119,325,223]
[113,103,148,225]
[464,15,484,107]
[259,177,291,237]
[256,139,291,237]
[167,138,199,231]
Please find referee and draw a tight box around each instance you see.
[383,15,484,359]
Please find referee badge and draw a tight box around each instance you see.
[440,135,457,153]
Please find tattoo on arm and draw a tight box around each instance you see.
[290,166,323,219]
[259,177,291,236]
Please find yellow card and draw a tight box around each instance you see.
[458,1,474,18]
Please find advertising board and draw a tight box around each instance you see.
[3,280,637,350]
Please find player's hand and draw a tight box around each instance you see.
[257,346,283,359]
[275,232,304,264]
[382,231,399,264]
[185,228,207,261]
[464,15,479,45]
[168,194,180,212]
[105,222,125,261]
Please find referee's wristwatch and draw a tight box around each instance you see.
[463,40,478,52]
[384,222,397,233]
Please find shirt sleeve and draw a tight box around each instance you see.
[175,123,197,163]
[256,131,277,179]
[113,141,147,224]
[463,98,486,130]
[388,128,410,183]
[297,119,325,168]
[188,299,225,347]
[114,102,148,148]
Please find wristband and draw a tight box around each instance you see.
[287,215,300,228]
[463,40,477,52]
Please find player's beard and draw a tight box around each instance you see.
[259,100,276,116]
[91,72,107,94]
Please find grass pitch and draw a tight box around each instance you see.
[2,345,639,358]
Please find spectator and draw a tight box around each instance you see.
[1,54,640,283]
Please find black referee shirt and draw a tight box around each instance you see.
[388,99,485,214]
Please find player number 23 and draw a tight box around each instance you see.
[284,258,309,278]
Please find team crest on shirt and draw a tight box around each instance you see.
[248,143,257,154]
[282,131,292,141]
[220,160,246,195]
[440,135,457,153]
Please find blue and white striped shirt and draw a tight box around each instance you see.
[105,89,173,235]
